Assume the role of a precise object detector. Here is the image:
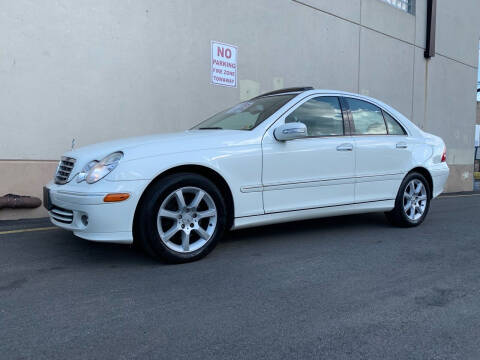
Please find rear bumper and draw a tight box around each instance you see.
[430,163,450,198]
[45,180,149,244]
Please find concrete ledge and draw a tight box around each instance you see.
[444,164,474,193]
[0,160,475,221]
[0,160,57,220]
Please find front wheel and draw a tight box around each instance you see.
[134,173,227,263]
[385,172,431,227]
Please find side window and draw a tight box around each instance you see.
[347,98,387,135]
[285,97,344,137]
[383,111,406,135]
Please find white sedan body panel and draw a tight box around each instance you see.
[352,135,415,202]
[47,130,265,242]
[106,130,265,218]
[47,179,149,243]
[261,95,356,212]
[45,90,449,243]
[262,133,355,212]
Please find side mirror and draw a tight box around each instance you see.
[274,122,307,141]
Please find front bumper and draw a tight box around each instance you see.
[45,179,149,244]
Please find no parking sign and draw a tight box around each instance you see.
[211,41,237,88]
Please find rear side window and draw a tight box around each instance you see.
[285,96,344,137]
[383,111,406,135]
[347,98,387,135]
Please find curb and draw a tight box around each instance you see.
[438,190,480,197]
[0,217,51,232]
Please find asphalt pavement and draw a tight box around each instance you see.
[1,194,480,359]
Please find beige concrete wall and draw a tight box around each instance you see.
[0,0,362,160]
[1,0,479,220]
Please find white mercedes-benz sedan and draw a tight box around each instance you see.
[44,87,449,262]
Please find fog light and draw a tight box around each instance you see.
[81,215,89,226]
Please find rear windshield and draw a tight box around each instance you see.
[192,94,296,130]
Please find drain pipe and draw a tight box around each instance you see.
[0,194,42,209]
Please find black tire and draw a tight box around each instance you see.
[385,172,431,227]
[134,173,227,263]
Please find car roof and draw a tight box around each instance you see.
[257,87,375,100]
[259,88,400,115]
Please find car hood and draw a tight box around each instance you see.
[62,130,259,164]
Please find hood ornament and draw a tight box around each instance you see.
[71,138,76,150]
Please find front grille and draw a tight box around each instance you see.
[55,156,76,184]
[49,206,74,224]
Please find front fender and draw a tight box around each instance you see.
[106,146,264,218]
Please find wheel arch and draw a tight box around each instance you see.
[133,164,235,237]
[406,167,434,197]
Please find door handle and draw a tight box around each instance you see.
[396,142,408,149]
[336,143,353,151]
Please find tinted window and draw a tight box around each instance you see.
[383,111,406,135]
[192,94,296,130]
[285,97,344,137]
[347,98,387,135]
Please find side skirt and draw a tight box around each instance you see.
[232,200,395,230]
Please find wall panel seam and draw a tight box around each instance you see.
[292,0,478,69]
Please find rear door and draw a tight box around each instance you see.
[343,97,413,203]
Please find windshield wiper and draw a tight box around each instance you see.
[198,127,223,130]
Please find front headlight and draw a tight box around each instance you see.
[76,160,99,183]
[85,152,123,184]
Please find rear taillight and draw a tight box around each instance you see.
[441,147,447,162]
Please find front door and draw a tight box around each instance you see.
[262,95,355,213]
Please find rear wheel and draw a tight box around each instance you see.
[385,172,431,227]
[135,173,227,263]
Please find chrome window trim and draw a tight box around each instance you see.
[271,94,350,139]
[262,91,413,138]
[382,109,408,136]
[342,96,411,137]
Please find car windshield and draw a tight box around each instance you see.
[192,94,296,130]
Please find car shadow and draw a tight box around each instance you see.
[55,233,160,267]
[224,212,391,244]
[49,212,390,266]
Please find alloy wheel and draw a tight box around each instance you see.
[403,179,428,221]
[157,186,217,253]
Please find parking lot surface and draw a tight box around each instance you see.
[1,194,480,359]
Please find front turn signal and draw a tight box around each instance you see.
[104,193,130,203]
